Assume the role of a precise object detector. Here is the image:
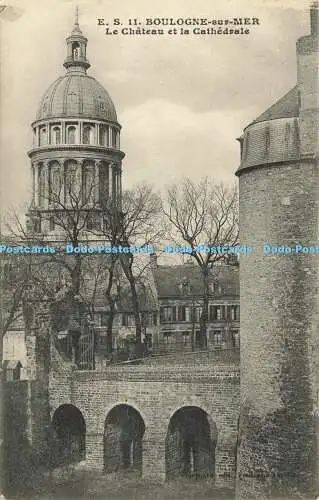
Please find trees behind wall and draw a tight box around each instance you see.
[0,176,239,363]
[162,178,239,350]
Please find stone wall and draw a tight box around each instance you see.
[49,361,240,488]
[237,160,318,499]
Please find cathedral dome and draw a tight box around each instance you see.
[35,9,118,125]
[36,73,118,123]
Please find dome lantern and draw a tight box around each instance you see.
[63,7,90,73]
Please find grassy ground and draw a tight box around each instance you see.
[9,467,235,500]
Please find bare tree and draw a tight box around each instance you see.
[163,177,239,349]
[100,183,164,354]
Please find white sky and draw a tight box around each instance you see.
[0,0,310,218]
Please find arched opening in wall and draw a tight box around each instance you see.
[51,404,86,466]
[104,404,145,475]
[165,406,217,481]
[83,125,94,145]
[72,41,81,59]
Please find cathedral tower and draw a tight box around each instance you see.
[27,9,124,240]
[236,3,318,499]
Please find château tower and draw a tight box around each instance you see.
[236,3,318,499]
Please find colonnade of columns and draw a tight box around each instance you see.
[32,158,122,209]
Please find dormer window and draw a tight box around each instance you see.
[210,282,222,295]
[180,281,191,295]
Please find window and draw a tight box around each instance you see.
[210,305,226,321]
[191,306,201,322]
[99,125,108,146]
[211,330,222,345]
[112,129,117,148]
[182,331,190,345]
[229,305,240,321]
[122,313,128,326]
[160,306,176,323]
[144,334,152,348]
[67,126,76,144]
[72,42,80,59]
[52,126,61,145]
[39,127,47,146]
[231,329,240,347]
[153,312,157,325]
[34,217,41,233]
[177,305,186,322]
[163,332,173,344]
[180,281,191,295]
[211,282,222,295]
[83,125,94,145]
[101,312,109,326]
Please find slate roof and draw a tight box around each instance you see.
[251,86,299,125]
[154,264,239,298]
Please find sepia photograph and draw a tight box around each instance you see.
[0,1,318,499]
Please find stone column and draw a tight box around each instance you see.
[85,432,104,470]
[142,429,166,482]
[61,121,66,144]
[94,160,99,205]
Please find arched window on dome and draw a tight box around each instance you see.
[82,163,95,204]
[72,42,81,60]
[52,126,61,145]
[38,164,45,207]
[83,125,94,145]
[39,127,47,146]
[67,126,77,144]
[99,126,108,147]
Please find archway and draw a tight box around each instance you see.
[51,404,86,466]
[165,406,217,480]
[104,404,145,474]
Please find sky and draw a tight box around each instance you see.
[0,0,311,218]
